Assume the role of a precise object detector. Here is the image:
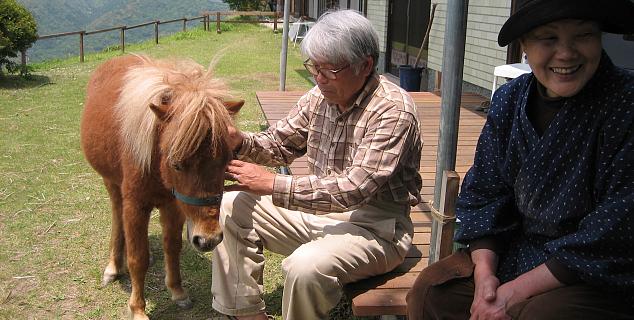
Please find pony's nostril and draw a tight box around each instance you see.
[193,235,205,248]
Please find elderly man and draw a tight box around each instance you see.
[211,9,422,320]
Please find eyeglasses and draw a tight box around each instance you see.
[303,59,350,80]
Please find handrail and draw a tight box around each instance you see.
[85,26,124,36]
[31,11,280,64]
[37,30,84,40]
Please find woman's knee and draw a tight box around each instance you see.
[509,286,634,320]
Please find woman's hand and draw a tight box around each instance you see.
[470,273,511,320]
[469,248,510,320]
[224,160,275,195]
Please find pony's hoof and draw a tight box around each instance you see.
[127,306,150,320]
[102,272,117,287]
[174,296,193,309]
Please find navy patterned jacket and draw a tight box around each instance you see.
[456,53,634,301]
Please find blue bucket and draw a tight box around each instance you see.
[399,66,423,92]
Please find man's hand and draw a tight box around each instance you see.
[224,160,275,195]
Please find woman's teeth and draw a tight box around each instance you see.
[551,65,581,74]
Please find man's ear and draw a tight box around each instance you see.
[363,56,375,77]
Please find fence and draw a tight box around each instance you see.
[27,11,280,64]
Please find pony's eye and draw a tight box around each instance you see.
[161,94,171,105]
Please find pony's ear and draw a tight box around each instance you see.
[149,103,169,121]
[223,99,244,116]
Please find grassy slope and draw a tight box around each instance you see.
[0,23,356,319]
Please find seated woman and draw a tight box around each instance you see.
[406,0,634,319]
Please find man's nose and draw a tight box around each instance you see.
[315,71,329,84]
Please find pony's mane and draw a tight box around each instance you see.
[115,55,232,173]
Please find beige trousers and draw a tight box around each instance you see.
[211,191,413,320]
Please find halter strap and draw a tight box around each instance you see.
[172,189,223,207]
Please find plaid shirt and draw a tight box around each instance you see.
[238,74,422,213]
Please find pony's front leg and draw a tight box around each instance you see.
[123,200,152,320]
[159,201,192,309]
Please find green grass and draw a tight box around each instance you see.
[0,23,359,319]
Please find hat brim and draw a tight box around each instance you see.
[498,0,634,46]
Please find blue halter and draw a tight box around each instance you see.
[172,189,223,207]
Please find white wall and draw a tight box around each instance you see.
[366,0,389,72]
[427,0,510,92]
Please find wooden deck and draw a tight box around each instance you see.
[255,90,488,315]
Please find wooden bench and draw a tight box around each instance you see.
[343,170,459,318]
[255,90,487,318]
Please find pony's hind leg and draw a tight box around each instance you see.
[102,179,125,286]
[159,201,192,309]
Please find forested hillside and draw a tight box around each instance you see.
[18,0,229,61]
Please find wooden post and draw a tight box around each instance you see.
[79,31,85,62]
[434,70,442,93]
[205,14,209,31]
[154,21,159,44]
[428,170,459,264]
[183,18,187,32]
[121,27,126,53]
[216,12,221,34]
[273,11,278,32]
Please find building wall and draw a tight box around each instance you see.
[427,0,510,94]
[366,0,389,73]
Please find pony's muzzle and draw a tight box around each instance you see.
[192,233,223,252]
[186,218,223,252]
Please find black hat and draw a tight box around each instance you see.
[498,0,634,46]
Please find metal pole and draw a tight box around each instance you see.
[429,0,469,264]
[279,0,291,91]
[405,0,411,62]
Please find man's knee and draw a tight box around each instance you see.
[220,191,257,225]
[282,244,335,285]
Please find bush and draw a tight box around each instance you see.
[0,0,38,76]
[223,0,268,11]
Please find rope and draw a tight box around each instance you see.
[427,200,456,224]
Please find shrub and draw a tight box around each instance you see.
[223,0,268,11]
[0,0,38,76]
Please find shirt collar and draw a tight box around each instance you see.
[351,72,380,109]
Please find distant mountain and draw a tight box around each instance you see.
[17,0,229,61]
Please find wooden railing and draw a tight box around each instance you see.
[30,11,280,64]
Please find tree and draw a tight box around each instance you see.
[0,0,38,76]
[223,0,267,11]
